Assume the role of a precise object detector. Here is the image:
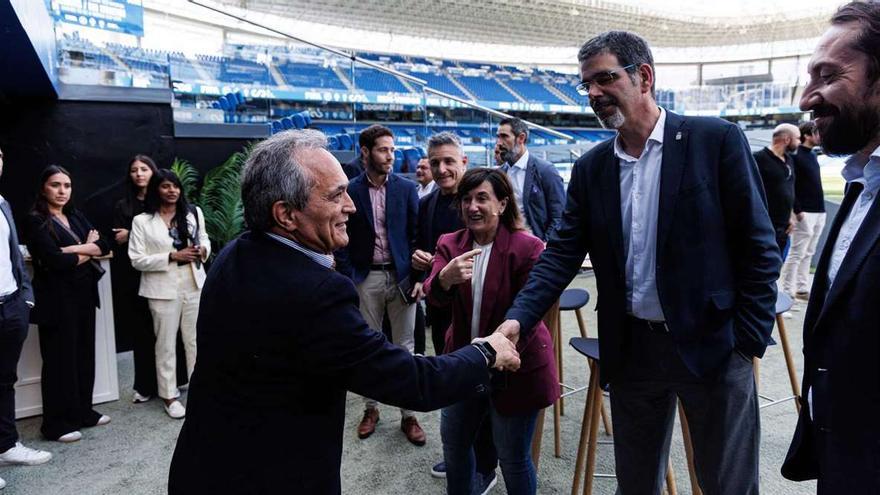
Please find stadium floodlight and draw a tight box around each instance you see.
[187,0,574,142]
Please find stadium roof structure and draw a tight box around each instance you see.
[210,0,838,49]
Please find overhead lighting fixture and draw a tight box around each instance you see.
[570,7,580,16]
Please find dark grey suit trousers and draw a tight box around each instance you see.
[610,321,760,495]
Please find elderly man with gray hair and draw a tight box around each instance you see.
[167,129,519,495]
[754,123,801,254]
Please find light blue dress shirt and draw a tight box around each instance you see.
[613,108,666,322]
[266,232,335,270]
[827,145,880,286]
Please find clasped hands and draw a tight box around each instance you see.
[472,320,523,372]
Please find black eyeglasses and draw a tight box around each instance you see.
[575,64,636,96]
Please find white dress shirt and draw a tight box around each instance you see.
[417,181,437,199]
[614,108,666,322]
[506,150,530,228]
[0,197,17,297]
[470,241,493,340]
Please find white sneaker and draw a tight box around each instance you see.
[0,475,5,489]
[96,415,111,426]
[783,311,794,319]
[57,431,82,443]
[164,401,186,419]
[132,392,151,403]
[0,442,52,465]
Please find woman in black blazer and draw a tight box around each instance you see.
[25,165,111,443]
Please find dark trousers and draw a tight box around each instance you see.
[413,303,426,356]
[427,303,452,357]
[0,293,29,452]
[610,324,759,495]
[131,295,188,397]
[38,295,101,440]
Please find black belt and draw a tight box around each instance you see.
[370,263,394,271]
[0,290,19,304]
[629,315,669,333]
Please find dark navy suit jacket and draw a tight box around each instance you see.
[337,173,418,284]
[506,111,780,384]
[782,181,880,490]
[500,153,565,241]
[168,231,491,494]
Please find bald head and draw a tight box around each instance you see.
[772,123,801,152]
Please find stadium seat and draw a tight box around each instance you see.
[328,135,340,150]
[292,113,306,129]
[271,121,283,133]
[393,149,404,173]
[402,148,421,173]
[281,117,294,130]
[338,134,353,150]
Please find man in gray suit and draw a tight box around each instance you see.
[496,117,566,241]
[0,146,52,490]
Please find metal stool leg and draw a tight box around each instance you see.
[678,401,703,495]
[557,311,565,417]
[775,314,802,413]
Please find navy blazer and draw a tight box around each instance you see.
[168,231,491,494]
[500,153,565,241]
[337,173,418,284]
[782,182,880,490]
[506,111,780,385]
[0,200,33,304]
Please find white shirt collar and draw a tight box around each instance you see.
[613,107,666,162]
[511,150,530,171]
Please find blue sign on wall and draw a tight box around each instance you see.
[48,0,144,37]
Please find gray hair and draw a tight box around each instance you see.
[427,131,464,155]
[577,30,656,96]
[241,129,327,232]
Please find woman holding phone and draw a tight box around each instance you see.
[128,169,210,419]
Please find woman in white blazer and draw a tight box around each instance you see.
[129,169,210,419]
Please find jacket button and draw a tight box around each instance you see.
[476,385,486,393]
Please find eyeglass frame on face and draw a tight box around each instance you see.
[575,63,637,96]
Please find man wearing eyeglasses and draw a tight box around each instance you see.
[754,123,801,255]
[494,30,780,494]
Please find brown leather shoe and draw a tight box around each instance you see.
[401,417,426,446]
[795,291,810,301]
[357,407,379,439]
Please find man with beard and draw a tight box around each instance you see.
[754,123,800,254]
[496,117,565,241]
[494,30,780,494]
[336,124,426,445]
[780,121,826,300]
[782,2,880,491]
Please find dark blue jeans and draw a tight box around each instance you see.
[441,396,538,495]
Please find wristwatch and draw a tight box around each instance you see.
[472,340,497,367]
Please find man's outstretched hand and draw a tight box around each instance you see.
[494,319,521,347]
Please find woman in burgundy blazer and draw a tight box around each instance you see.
[424,168,558,495]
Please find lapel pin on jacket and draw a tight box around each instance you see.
[675,131,682,141]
